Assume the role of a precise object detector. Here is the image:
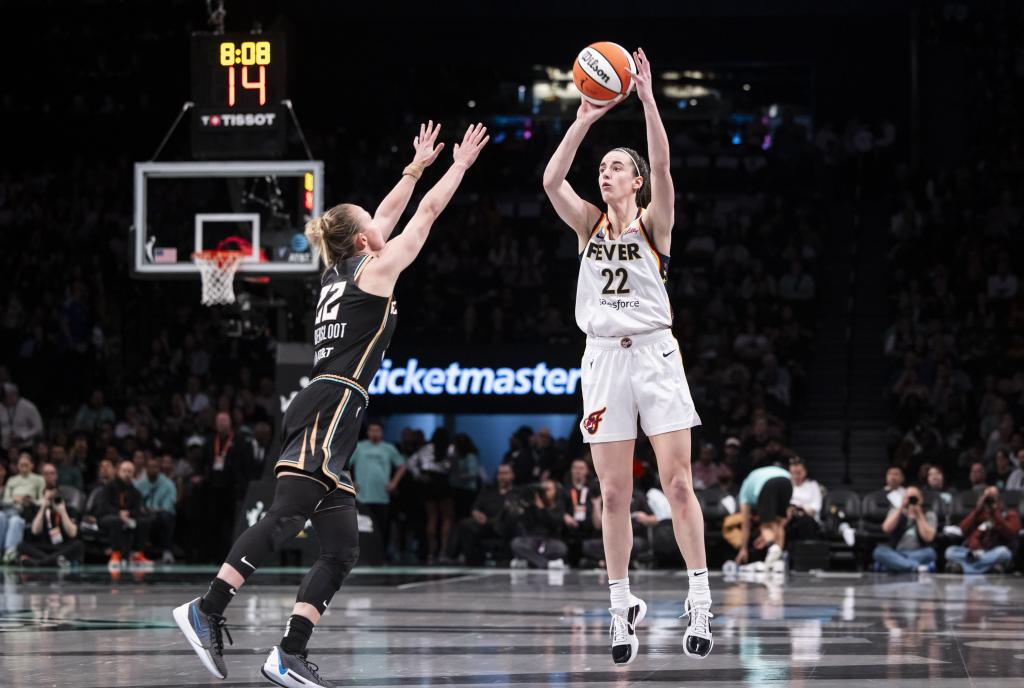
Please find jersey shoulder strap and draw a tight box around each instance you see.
[635,207,670,282]
[327,255,373,285]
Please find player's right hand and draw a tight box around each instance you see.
[576,98,618,124]
[412,120,445,168]
[453,123,489,168]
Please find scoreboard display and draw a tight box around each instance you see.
[190,33,287,159]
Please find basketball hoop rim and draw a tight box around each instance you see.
[193,249,245,264]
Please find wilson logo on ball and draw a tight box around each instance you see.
[572,41,636,106]
[580,51,612,84]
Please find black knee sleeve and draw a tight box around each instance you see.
[296,547,358,615]
[224,475,327,579]
[296,492,359,614]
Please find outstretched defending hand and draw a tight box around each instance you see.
[452,123,489,168]
[576,98,618,124]
[412,120,445,167]
[629,47,655,106]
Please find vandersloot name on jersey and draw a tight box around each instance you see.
[279,358,583,411]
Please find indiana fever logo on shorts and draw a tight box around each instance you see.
[583,407,608,435]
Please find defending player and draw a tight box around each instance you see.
[542,48,713,665]
[173,122,489,688]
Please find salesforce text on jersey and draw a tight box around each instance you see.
[369,359,582,396]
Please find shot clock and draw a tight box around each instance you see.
[190,32,287,159]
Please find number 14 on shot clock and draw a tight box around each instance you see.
[218,40,271,106]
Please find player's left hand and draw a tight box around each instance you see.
[412,120,445,167]
[629,48,655,105]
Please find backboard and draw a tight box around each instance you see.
[132,160,324,277]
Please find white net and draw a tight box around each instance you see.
[193,250,244,306]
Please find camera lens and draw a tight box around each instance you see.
[908,495,919,505]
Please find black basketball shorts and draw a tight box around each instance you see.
[274,376,369,494]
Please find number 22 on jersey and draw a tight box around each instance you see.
[315,282,346,324]
[600,267,630,294]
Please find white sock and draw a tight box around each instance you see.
[688,568,711,605]
[609,577,631,610]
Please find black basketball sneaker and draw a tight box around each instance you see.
[172,597,233,679]
[261,646,334,688]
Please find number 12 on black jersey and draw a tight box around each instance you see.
[315,282,346,324]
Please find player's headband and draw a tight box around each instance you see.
[612,148,643,177]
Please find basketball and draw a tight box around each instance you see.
[572,41,636,105]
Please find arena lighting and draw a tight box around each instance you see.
[662,84,716,99]
[368,358,583,397]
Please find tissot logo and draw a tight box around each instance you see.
[200,112,278,127]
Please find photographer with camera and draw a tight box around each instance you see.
[872,486,938,572]
[17,463,83,567]
[510,479,568,569]
[944,486,1020,574]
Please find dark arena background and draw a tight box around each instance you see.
[1,1,1023,686]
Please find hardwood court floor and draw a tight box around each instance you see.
[1,565,1022,686]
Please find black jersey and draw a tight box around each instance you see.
[311,255,397,391]
[274,255,396,494]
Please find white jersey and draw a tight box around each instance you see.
[575,207,672,337]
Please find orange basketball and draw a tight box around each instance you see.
[572,42,636,105]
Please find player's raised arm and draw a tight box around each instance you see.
[360,123,489,293]
[372,121,445,240]
[630,48,674,252]
[542,100,615,249]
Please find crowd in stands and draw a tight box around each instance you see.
[341,420,1020,574]
[876,0,1024,574]
[0,376,271,568]
[5,394,1015,575]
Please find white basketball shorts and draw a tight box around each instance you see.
[579,329,701,443]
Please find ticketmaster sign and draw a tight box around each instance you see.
[277,344,584,414]
[368,358,582,397]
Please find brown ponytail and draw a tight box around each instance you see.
[305,203,363,270]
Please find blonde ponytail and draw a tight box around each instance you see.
[305,203,363,270]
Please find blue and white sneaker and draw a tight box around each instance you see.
[261,646,334,688]
[172,597,232,679]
